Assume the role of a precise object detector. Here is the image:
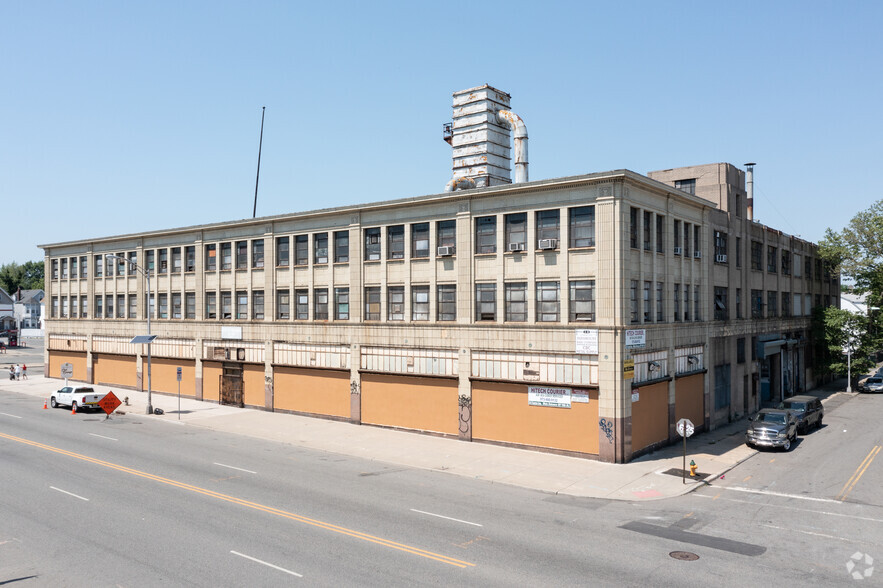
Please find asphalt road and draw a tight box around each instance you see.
[1,384,881,586]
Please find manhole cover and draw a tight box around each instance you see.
[670,551,699,561]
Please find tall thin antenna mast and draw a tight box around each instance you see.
[253,106,266,218]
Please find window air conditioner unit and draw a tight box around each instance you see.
[673,246,683,255]
[538,238,558,250]
[508,243,526,252]
[437,246,455,257]
[715,254,728,263]
[693,251,702,259]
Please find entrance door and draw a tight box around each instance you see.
[220,364,243,407]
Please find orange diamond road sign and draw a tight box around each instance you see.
[98,391,122,416]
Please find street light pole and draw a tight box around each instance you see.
[106,254,154,414]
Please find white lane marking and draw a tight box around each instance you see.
[89,433,118,441]
[0,412,22,419]
[214,462,257,474]
[410,509,483,527]
[50,486,89,501]
[694,494,883,524]
[762,524,868,545]
[230,551,302,577]
[720,486,841,504]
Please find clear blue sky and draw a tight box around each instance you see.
[2,1,880,266]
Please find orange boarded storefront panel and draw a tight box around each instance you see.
[472,382,599,455]
[202,361,223,403]
[48,351,87,382]
[630,381,670,453]
[361,374,458,436]
[144,358,196,397]
[93,354,137,389]
[675,374,705,430]
[273,367,350,418]
[243,364,265,408]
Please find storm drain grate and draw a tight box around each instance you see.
[661,468,710,480]
[670,551,700,561]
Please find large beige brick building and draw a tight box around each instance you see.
[41,86,839,462]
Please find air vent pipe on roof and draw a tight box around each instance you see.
[745,162,756,220]
[496,110,528,183]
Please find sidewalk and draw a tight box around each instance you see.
[0,375,850,501]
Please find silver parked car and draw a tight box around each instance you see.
[746,409,798,451]
[861,377,883,393]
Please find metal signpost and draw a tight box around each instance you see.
[60,362,73,386]
[177,367,182,420]
[676,418,695,484]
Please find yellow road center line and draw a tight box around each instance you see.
[0,432,474,568]
[837,445,881,501]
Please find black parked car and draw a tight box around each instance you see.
[746,409,798,451]
[780,396,824,433]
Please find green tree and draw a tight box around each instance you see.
[813,306,880,383]
[818,200,883,379]
[819,199,883,308]
[0,261,44,294]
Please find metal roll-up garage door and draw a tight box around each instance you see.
[361,374,458,435]
[202,361,223,403]
[145,358,196,397]
[472,381,599,455]
[675,373,705,430]
[48,351,87,382]
[630,381,669,453]
[273,367,350,418]
[242,364,265,408]
[93,354,137,389]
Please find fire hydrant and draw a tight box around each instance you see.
[689,460,698,477]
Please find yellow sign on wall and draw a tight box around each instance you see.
[623,358,635,380]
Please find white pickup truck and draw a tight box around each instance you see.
[50,386,104,412]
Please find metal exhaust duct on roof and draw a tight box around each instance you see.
[745,162,756,220]
[496,110,528,184]
[443,85,529,191]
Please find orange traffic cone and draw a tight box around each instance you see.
[43,399,48,409]
[71,404,77,415]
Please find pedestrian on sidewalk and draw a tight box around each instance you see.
[15,364,22,380]
[22,364,27,379]
[8,365,14,380]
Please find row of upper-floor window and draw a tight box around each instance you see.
[713,287,833,322]
[629,279,836,324]
[48,206,597,280]
[48,280,598,324]
[628,208,834,284]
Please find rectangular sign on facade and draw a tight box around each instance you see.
[571,388,590,403]
[623,358,635,379]
[221,326,243,340]
[574,329,599,355]
[528,386,572,408]
[625,329,646,349]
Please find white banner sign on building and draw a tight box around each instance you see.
[574,329,599,355]
[528,386,572,408]
[571,388,590,403]
[625,329,646,349]
[221,326,243,340]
